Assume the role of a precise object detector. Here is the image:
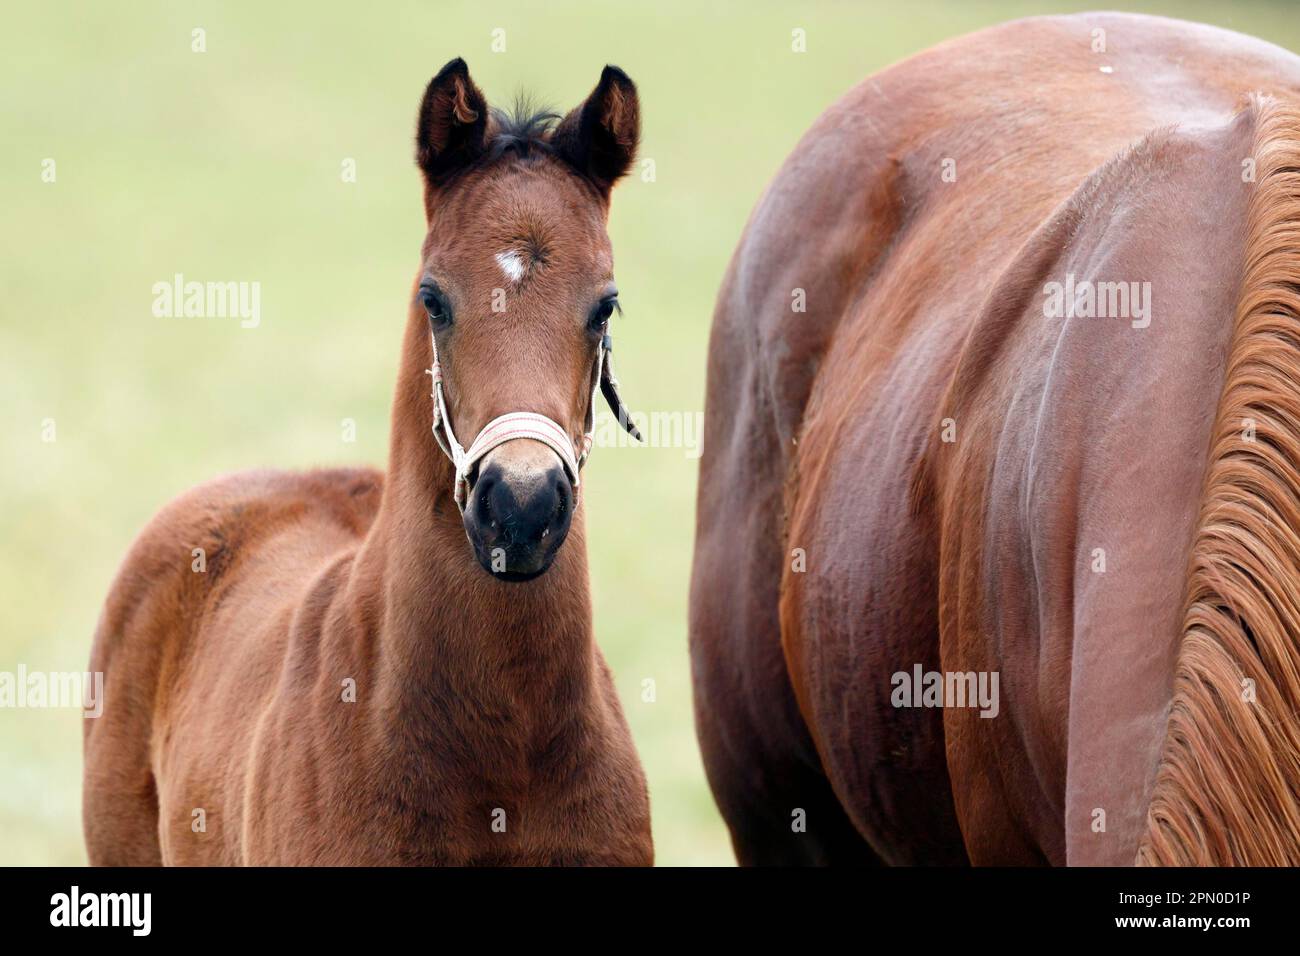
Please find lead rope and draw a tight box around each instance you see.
[426,333,604,512]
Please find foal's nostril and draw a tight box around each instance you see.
[473,471,498,526]
[551,472,571,523]
[478,471,522,539]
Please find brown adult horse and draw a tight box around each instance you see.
[84,60,653,865]
[691,12,1300,865]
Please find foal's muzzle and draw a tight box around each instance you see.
[425,330,641,581]
[463,456,574,581]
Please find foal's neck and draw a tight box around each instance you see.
[361,316,598,719]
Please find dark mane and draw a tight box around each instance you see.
[487,97,562,162]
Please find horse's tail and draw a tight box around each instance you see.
[1138,95,1300,866]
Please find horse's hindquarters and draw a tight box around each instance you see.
[691,13,1300,865]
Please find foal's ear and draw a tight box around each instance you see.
[552,66,640,197]
[415,58,489,185]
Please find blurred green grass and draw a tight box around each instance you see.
[3,0,1300,866]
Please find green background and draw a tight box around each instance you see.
[3,0,1298,866]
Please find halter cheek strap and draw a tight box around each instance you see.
[427,333,626,512]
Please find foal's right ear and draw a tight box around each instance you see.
[415,58,489,185]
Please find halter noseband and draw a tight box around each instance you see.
[426,332,641,512]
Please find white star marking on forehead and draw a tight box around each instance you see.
[495,250,525,284]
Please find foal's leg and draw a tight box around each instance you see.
[82,498,200,866]
[83,610,165,866]
[82,754,163,866]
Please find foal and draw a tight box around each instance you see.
[83,59,652,865]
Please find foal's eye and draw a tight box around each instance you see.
[589,296,619,332]
[419,286,451,329]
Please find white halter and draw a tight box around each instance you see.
[426,333,606,512]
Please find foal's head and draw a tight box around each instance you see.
[413,59,640,581]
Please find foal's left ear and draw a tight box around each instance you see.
[552,66,640,198]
